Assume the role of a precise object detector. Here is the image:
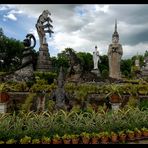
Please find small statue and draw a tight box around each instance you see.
[93,46,100,69]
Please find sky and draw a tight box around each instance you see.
[0,4,148,59]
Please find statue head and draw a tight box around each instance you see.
[42,10,51,17]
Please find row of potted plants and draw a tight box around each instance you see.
[0,127,148,144]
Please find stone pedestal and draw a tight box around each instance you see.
[0,102,8,113]
[141,62,148,77]
[37,43,52,72]
[91,69,101,77]
[111,103,121,111]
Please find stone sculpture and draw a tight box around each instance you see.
[65,48,83,82]
[91,46,101,77]
[3,34,36,82]
[50,67,69,110]
[141,56,148,77]
[108,20,123,79]
[36,10,53,72]
[93,45,100,69]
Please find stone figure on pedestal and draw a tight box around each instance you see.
[91,46,101,77]
[36,10,54,72]
[93,45,100,69]
[36,10,54,47]
[108,20,123,79]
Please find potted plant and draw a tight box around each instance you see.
[41,136,51,144]
[20,136,31,144]
[71,134,79,144]
[62,134,71,144]
[90,133,100,144]
[106,85,122,103]
[80,132,90,144]
[126,129,135,140]
[141,127,148,137]
[52,134,62,144]
[134,128,142,139]
[31,139,40,144]
[118,131,126,143]
[6,139,17,144]
[110,132,118,143]
[100,132,109,144]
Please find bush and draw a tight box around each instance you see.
[34,71,57,84]
[139,99,148,111]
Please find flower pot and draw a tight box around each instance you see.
[101,137,109,144]
[91,138,98,144]
[111,135,118,143]
[127,133,135,140]
[142,131,148,137]
[71,138,79,144]
[82,137,90,144]
[119,135,126,142]
[110,94,120,103]
[52,139,62,144]
[135,132,142,139]
[63,139,71,144]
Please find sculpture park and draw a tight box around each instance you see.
[0,7,148,144]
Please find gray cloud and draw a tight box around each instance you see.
[1,4,148,58]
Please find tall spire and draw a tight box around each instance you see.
[112,19,119,43]
[115,19,117,32]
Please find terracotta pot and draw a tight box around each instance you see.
[71,138,79,144]
[63,139,71,144]
[82,137,90,144]
[119,135,126,142]
[111,135,118,143]
[135,132,142,139]
[128,133,135,140]
[0,93,9,103]
[142,131,148,137]
[110,94,120,103]
[52,139,62,144]
[101,137,109,144]
[91,138,98,144]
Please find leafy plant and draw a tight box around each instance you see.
[41,136,51,144]
[32,139,40,144]
[6,139,17,144]
[20,136,31,144]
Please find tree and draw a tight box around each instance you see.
[98,55,109,74]
[77,52,93,72]
[120,59,132,78]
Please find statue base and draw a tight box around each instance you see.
[37,44,52,72]
[91,69,101,77]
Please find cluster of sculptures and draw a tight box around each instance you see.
[1,10,148,112]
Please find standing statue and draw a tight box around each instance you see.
[93,45,100,69]
[36,10,54,47]
[36,10,53,72]
[108,20,123,79]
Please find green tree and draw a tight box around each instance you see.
[77,52,93,72]
[98,55,109,74]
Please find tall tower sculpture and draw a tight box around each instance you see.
[36,10,54,72]
[108,20,123,79]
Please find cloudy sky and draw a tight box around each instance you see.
[0,4,148,59]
